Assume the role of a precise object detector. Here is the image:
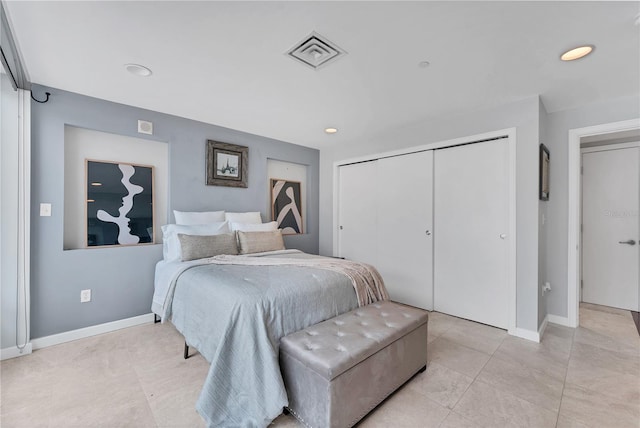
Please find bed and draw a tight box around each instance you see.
[151,216,388,428]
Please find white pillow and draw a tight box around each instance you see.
[174,210,225,225]
[161,222,230,261]
[225,212,262,224]
[231,221,278,232]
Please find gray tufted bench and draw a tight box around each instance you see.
[279,301,429,428]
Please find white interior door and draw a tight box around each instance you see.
[377,151,434,310]
[434,139,509,329]
[338,161,378,265]
[582,144,639,311]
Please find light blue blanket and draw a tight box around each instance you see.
[167,251,359,427]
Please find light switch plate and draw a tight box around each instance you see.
[40,203,52,217]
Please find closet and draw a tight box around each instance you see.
[339,151,434,310]
[337,138,509,329]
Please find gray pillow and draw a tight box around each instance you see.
[237,230,285,254]
[177,233,238,261]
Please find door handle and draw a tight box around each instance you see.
[619,240,636,245]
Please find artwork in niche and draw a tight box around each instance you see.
[271,179,303,234]
[206,140,248,188]
[86,160,154,247]
[539,143,550,201]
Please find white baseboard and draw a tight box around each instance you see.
[537,314,549,340]
[547,314,573,327]
[31,313,155,350]
[510,327,540,343]
[1,343,33,361]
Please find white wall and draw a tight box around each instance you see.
[544,95,640,320]
[319,96,542,332]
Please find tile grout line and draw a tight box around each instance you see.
[554,323,577,428]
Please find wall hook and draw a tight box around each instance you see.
[31,91,51,103]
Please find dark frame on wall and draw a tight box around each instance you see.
[206,140,249,188]
[86,159,155,247]
[539,143,550,201]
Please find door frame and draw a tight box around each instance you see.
[333,128,517,335]
[567,118,640,327]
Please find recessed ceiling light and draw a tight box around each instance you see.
[90,182,102,186]
[418,61,430,68]
[560,45,594,61]
[125,63,153,77]
[325,127,338,134]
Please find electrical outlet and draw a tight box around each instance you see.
[80,289,91,303]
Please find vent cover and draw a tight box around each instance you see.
[286,32,346,70]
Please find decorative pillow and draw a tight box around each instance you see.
[177,233,238,261]
[237,230,285,255]
[225,212,262,224]
[231,221,278,232]
[161,222,230,261]
[174,210,225,225]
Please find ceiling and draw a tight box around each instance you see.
[4,1,640,149]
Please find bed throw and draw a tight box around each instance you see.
[208,254,389,307]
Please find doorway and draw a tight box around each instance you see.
[581,142,639,312]
[568,119,640,328]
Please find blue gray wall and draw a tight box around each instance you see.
[543,94,639,319]
[30,84,319,339]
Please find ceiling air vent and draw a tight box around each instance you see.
[286,32,346,70]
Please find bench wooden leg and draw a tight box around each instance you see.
[184,342,190,360]
[154,314,161,324]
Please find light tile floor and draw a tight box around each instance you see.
[1,303,638,428]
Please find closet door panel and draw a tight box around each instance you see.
[338,161,378,265]
[434,139,509,329]
[377,151,434,310]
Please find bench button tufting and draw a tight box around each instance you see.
[334,320,345,326]
[336,332,345,337]
[306,331,319,336]
[380,312,388,317]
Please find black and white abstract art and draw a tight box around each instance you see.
[86,160,154,247]
[271,179,303,235]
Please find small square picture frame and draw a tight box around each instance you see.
[206,140,248,188]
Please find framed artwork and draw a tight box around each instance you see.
[206,140,248,188]
[86,160,154,247]
[539,143,550,201]
[271,179,303,234]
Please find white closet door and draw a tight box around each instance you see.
[434,139,509,329]
[338,161,378,265]
[582,145,639,311]
[377,151,434,310]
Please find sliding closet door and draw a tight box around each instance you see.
[434,139,509,329]
[338,161,378,265]
[377,151,434,310]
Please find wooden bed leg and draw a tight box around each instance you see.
[418,365,427,373]
[283,407,290,415]
[184,342,190,360]
[154,314,161,324]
